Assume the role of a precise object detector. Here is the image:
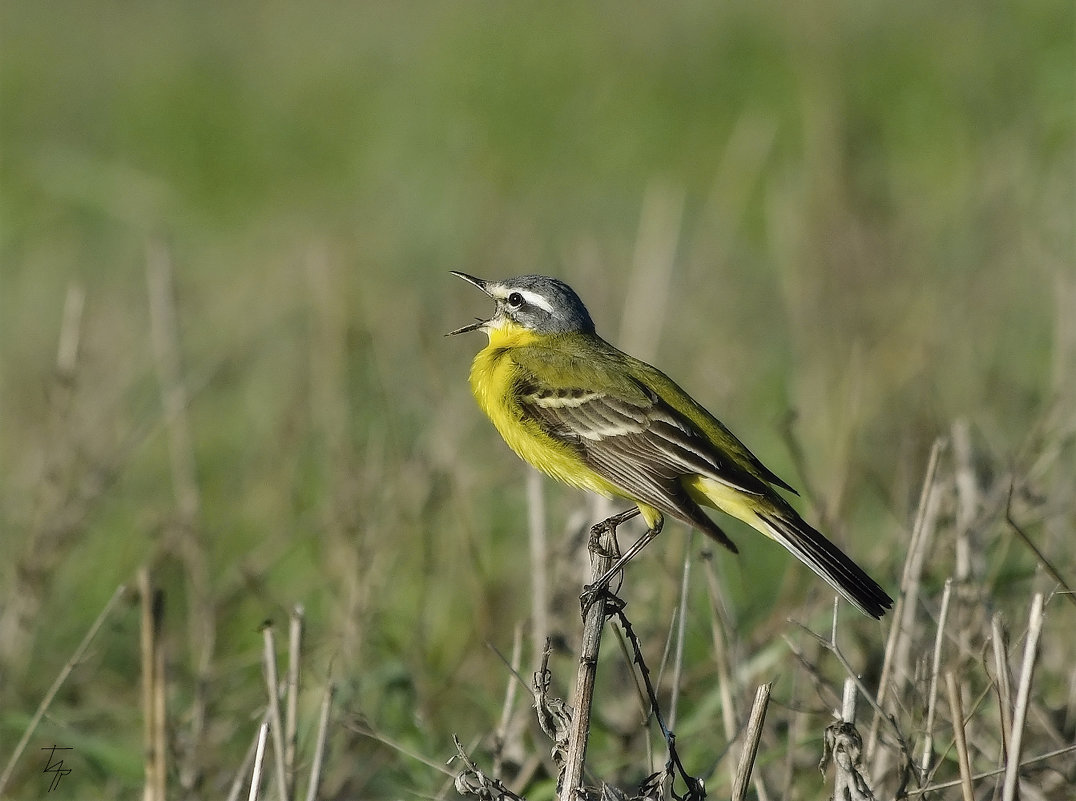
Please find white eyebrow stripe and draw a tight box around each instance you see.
[514,289,555,314]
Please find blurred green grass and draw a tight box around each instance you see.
[1,1,1072,798]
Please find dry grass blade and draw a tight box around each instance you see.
[147,240,215,792]
[700,551,740,747]
[227,712,270,801]
[0,583,127,796]
[1004,492,1076,609]
[944,671,975,801]
[1001,593,1045,801]
[731,683,771,801]
[527,471,550,658]
[285,605,304,799]
[248,721,271,801]
[919,577,953,782]
[140,568,166,801]
[493,622,525,777]
[905,745,1076,796]
[667,531,694,732]
[990,612,1014,764]
[261,624,289,801]
[869,437,945,765]
[304,681,336,801]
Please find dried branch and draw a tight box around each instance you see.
[730,684,771,801]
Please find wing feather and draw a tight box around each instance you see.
[516,366,766,550]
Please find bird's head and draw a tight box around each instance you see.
[447,272,596,340]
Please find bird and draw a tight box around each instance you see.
[448,272,893,619]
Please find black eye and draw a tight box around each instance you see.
[507,292,524,309]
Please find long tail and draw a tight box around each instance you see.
[755,510,893,619]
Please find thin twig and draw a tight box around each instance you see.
[905,744,1076,796]
[1005,490,1076,608]
[0,584,126,796]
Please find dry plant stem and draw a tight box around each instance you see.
[990,613,1014,763]
[261,624,289,801]
[823,679,876,801]
[700,553,739,745]
[453,736,526,801]
[493,622,525,776]
[140,568,166,801]
[951,420,977,584]
[1001,592,1045,801]
[1004,491,1076,608]
[304,681,336,801]
[868,437,945,763]
[527,472,551,659]
[285,605,304,800]
[559,517,622,800]
[249,722,271,801]
[944,672,975,801]
[147,241,215,789]
[904,744,1076,796]
[667,531,694,732]
[731,683,771,801]
[227,711,270,801]
[0,583,126,796]
[919,577,953,782]
[0,282,84,672]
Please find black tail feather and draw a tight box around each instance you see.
[757,511,893,619]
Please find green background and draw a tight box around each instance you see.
[2,1,1072,798]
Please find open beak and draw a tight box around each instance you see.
[447,271,493,335]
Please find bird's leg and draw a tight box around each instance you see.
[586,506,639,557]
[581,511,663,610]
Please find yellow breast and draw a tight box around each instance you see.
[467,328,619,498]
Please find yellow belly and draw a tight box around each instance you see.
[468,341,623,499]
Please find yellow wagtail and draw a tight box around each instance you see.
[449,272,893,619]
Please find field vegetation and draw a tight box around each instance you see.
[1,2,1072,799]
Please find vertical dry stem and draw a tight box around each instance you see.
[304,681,336,801]
[140,568,166,801]
[261,624,289,801]
[919,577,953,781]
[527,471,550,660]
[1001,593,1045,801]
[558,523,618,800]
[944,671,975,801]
[869,437,945,766]
[731,683,771,801]
[147,241,214,789]
[248,722,271,801]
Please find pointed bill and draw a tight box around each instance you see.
[448,271,495,335]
